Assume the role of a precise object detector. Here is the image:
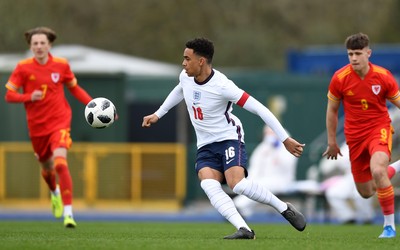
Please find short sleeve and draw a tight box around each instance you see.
[327,74,342,102]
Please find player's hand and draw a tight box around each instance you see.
[31,90,43,102]
[283,137,305,158]
[322,144,342,160]
[142,114,159,128]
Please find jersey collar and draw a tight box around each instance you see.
[195,69,214,85]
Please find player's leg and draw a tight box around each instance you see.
[370,151,395,238]
[53,147,76,228]
[354,151,395,237]
[43,161,64,218]
[39,159,64,219]
[199,168,255,239]
[387,159,400,179]
[32,136,63,219]
[197,142,255,239]
[50,129,76,228]
[350,135,395,237]
[224,140,305,231]
[40,160,57,192]
[32,136,57,193]
[227,168,306,232]
[354,179,395,237]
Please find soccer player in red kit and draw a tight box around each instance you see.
[4,27,92,228]
[323,32,400,238]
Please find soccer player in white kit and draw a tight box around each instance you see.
[142,38,306,239]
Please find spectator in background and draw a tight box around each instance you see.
[320,143,375,224]
[234,126,298,217]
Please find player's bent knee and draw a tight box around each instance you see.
[358,190,374,199]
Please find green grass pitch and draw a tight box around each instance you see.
[0,221,398,250]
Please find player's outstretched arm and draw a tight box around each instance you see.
[283,137,305,158]
[142,114,159,128]
[68,83,92,105]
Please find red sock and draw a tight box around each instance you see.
[387,166,396,179]
[41,169,57,192]
[54,156,73,205]
[377,185,395,215]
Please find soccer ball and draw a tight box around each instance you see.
[84,97,116,129]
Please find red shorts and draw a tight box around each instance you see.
[349,125,393,183]
[31,128,72,162]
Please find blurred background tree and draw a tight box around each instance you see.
[0,0,398,70]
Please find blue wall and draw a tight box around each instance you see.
[287,44,400,76]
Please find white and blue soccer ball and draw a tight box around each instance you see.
[84,97,116,129]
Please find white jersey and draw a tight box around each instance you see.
[155,69,289,148]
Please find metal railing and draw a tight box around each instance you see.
[0,142,186,210]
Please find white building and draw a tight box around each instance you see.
[0,45,180,76]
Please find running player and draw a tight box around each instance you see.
[4,27,93,228]
[323,32,400,238]
[142,37,306,239]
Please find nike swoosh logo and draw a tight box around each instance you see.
[226,158,234,164]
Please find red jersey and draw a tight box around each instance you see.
[5,54,76,137]
[327,62,400,142]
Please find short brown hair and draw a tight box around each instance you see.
[24,27,57,45]
[345,33,369,50]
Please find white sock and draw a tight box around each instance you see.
[63,205,73,218]
[200,179,251,231]
[233,178,287,213]
[389,159,400,173]
[384,214,395,230]
[52,186,60,196]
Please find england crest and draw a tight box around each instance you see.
[51,73,60,83]
[372,85,381,95]
[193,91,201,102]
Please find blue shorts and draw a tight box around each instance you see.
[195,140,248,176]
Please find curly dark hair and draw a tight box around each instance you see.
[24,27,57,45]
[185,38,214,64]
[345,33,369,50]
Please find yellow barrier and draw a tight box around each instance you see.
[0,142,186,211]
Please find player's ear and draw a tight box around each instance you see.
[199,56,206,66]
